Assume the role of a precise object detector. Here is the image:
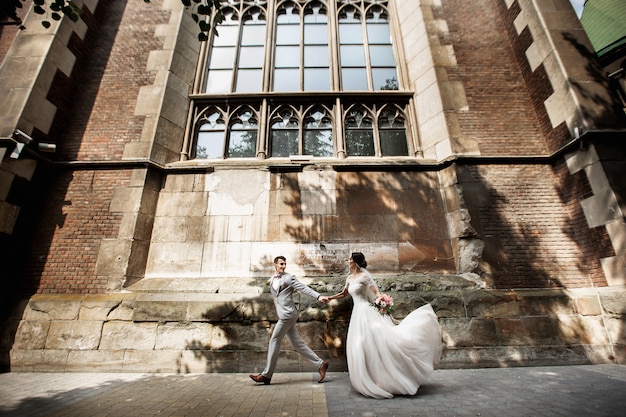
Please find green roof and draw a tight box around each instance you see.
[580,0,626,56]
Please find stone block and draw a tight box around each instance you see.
[100,322,158,350]
[605,317,626,345]
[440,318,497,347]
[46,320,103,350]
[177,349,218,373]
[232,350,264,373]
[9,349,69,372]
[65,350,125,372]
[574,296,602,316]
[0,201,19,234]
[107,299,136,321]
[598,288,626,315]
[23,297,82,321]
[122,350,181,373]
[210,323,268,351]
[200,241,252,278]
[133,300,188,322]
[556,315,610,345]
[145,242,203,277]
[466,291,521,318]
[580,189,621,228]
[156,191,207,217]
[155,322,213,350]
[95,239,132,276]
[517,290,575,316]
[79,298,128,321]
[13,320,49,350]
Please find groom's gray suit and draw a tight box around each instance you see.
[261,272,325,379]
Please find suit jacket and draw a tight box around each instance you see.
[270,273,320,320]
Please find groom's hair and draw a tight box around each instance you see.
[274,256,286,263]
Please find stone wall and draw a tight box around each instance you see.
[7,276,624,372]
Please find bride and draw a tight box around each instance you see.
[326,252,443,399]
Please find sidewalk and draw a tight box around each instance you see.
[1,365,625,417]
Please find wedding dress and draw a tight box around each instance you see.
[346,271,442,399]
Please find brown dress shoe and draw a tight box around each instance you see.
[318,361,329,383]
[249,374,271,385]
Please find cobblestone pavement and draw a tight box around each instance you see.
[0,365,625,417]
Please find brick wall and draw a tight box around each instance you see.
[460,162,609,289]
[50,0,170,160]
[17,0,170,295]
[22,169,131,294]
[441,0,549,156]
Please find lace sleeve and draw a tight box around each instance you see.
[361,269,379,303]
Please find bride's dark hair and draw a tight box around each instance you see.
[351,252,367,269]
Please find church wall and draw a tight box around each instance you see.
[2,0,625,372]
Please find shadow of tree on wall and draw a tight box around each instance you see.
[175,155,620,373]
[459,160,620,366]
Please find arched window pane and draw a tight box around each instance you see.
[304,108,333,156]
[345,108,374,156]
[304,68,330,90]
[342,68,368,90]
[271,107,299,157]
[228,108,258,158]
[379,106,408,156]
[276,4,300,23]
[197,111,226,159]
[274,68,300,91]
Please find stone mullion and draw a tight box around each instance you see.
[334,97,346,158]
[257,99,269,159]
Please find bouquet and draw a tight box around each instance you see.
[372,294,394,315]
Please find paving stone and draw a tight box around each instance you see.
[0,365,625,416]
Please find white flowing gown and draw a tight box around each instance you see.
[346,272,442,399]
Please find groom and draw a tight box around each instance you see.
[250,256,329,385]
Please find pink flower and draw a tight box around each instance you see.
[372,294,395,315]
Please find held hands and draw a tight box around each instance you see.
[318,295,331,304]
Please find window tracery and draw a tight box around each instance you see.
[187,0,416,161]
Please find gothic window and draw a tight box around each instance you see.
[269,104,334,157]
[270,105,300,156]
[345,105,375,156]
[186,0,415,161]
[227,106,259,158]
[304,106,333,156]
[378,104,408,156]
[196,108,227,159]
[194,105,259,159]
